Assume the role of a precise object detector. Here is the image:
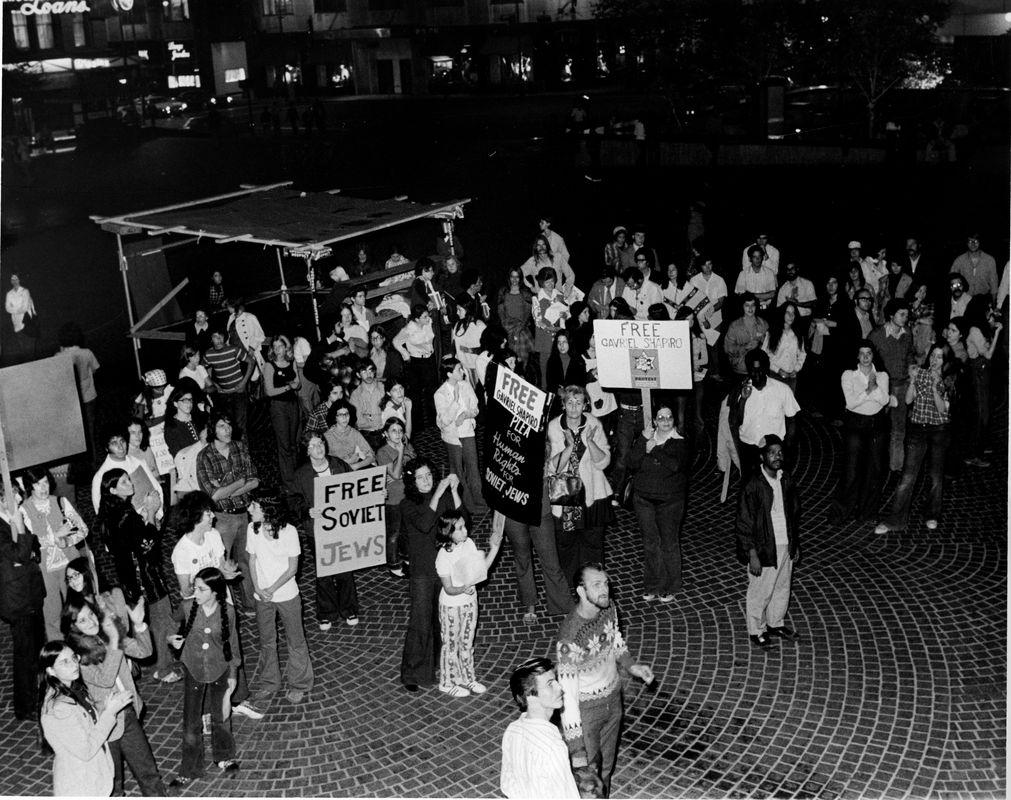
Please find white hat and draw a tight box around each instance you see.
[847,240,862,250]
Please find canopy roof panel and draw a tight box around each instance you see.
[92,182,470,253]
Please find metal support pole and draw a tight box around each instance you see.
[442,218,456,257]
[306,256,320,340]
[117,233,143,378]
[276,248,290,311]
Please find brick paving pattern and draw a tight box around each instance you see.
[0,397,1005,799]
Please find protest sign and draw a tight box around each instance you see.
[148,424,174,476]
[482,363,551,526]
[313,465,387,578]
[593,319,692,390]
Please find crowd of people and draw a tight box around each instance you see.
[1,217,1007,797]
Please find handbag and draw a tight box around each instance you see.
[548,473,584,506]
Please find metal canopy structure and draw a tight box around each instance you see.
[90,182,470,376]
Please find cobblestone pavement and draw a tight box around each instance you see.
[1,396,1005,799]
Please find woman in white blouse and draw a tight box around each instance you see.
[762,302,807,393]
[831,340,891,523]
[451,296,487,387]
[393,304,437,432]
[531,267,569,389]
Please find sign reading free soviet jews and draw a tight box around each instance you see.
[482,362,551,526]
[313,466,387,577]
[593,319,692,390]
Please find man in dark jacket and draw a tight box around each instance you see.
[734,435,800,650]
[0,492,46,720]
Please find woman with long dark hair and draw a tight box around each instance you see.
[163,378,207,457]
[545,330,587,406]
[63,594,167,796]
[875,344,961,535]
[496,268,535,377]
[167,567,241,783]
[399,458,463,692]
[763,301,807,393]
[38,640,133,796]
[93,468,178,683]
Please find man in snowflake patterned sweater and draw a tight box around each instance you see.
[556,563,654,797]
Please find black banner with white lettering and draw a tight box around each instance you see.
[482,363,552,525]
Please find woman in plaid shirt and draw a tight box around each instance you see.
[875,344,961,535]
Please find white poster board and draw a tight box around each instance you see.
[313,466,387,577]
[593,319,692,390]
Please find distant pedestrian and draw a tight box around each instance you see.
[6,272,36,334]
[735,434,801,650]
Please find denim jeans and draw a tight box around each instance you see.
[215,511,252,608]
[9,611,44,719]
[882,422,950,529]
[968,357,991,459]
[633,493,685,596]
[834,413,887,521]
[579,690,624,797]
[251,594,314,703]
[554,521,605,588]
[446,437,488,516]
[148,595,179,674]
[109,705,166,796]
[887,379,909,471]
[180,667,235,778]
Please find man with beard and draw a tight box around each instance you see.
[729,348,800,480]
[556,564,654,798]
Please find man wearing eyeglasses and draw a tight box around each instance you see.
[853,290,875,339]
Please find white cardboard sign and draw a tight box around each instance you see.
[593,319,692,390]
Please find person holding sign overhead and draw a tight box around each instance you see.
[434,511,504,697]
[434,357,488,518]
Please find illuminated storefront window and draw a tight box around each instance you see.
[225,67,247,83]
[163,0,189,20]
[11,11,30,49]
[72,12,86,46]
[35,11,54,49]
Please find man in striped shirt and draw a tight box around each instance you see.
[204,329,254,437]
[501,657,579,799]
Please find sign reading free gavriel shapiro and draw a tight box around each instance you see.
[593,319,693,390]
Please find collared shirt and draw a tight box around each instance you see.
[621,280,663,320]
[305,399,333,437]
[741,243,780,274]
[735,266,778,301]
[500,715,580,799]
[350,381,385,432]
[841,368,890,415]
[763,329,806,376]
[394,319,435,358]
[197,440,257,513]
[434,379,479,444]
[739,378,801,446]
[761,468,789,545]
[775,277,816,316]
[909,366,949,425]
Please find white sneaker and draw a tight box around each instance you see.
[873,523,890,535]
[231,702,264,720]
[466,681,487,695]
[318,620,332,632]
[346,616,359,627]
[925,519,938,531]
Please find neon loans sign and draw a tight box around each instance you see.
[15,0,91,13]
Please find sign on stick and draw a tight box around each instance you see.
[593,319,692,390]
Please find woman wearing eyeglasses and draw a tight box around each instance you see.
[628,404,689,603]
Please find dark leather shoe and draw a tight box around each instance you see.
[766,626,799,641]
[749,633,774,649]
[404,683,419,693]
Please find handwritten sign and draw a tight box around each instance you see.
[313,466,387,577]
[148,424,174,476]
[593,319,692,390]
[482,363,550,525]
